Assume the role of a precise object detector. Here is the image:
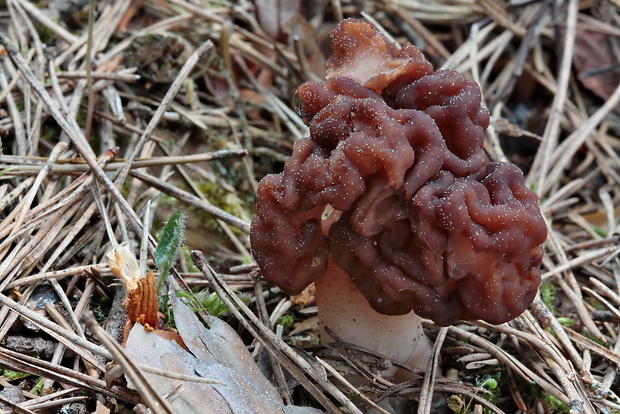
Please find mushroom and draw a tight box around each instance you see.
[250,19,547,378]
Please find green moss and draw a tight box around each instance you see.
[540,281,557,313]
[31,377,44,395]
[176,289,250,318]
[588,297,605,311]
[277,314,296,330]
[541,393,570,414]
[518,381,570,414]
[453,372,502,414]
[193,290,230,317]
[2,370,30,380]
[75,104,88,128]
[195,181,252,225]
[182,247,200,273]
[34,23,56,45]
[580,330,607,346]
[475,374,501,414]
[556,317,575,328]
[159,176,252,238]
[39,125,58,142]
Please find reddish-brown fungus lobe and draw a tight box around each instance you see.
[251,19,547,327]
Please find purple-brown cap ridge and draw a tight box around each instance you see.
[250,19,547,327]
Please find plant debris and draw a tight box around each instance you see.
[0,1,619,413]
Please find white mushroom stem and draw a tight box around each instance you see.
[314,259,434,380]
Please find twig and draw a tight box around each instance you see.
[13,0,78,44]
[130,170,250,234]
[84,0,97,140]
[0,142,66,237]
[56,70,139,82]
[192,251,361,413]
[0,347,138,403]
[6,265,109,289]
[0,33,146,239]
[528,0,578,193]
[0,292,111,359]
[83,312,176,414]
[113,40,215,187]
[542,82,620,194]
[417,327,447,414]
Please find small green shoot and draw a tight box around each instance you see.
[457,375,500,414]
[0,165,16,177]
[155,209,186,289]
[479,377,498,389]
[591,225,607,237]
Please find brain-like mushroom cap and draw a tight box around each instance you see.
[251,19,547,326]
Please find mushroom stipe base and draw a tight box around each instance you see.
[315,259,434,381]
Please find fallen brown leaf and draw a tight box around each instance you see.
[124,293,323,414]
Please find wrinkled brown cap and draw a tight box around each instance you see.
[251,19,547,326]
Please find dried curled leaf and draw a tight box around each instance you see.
[106,243,141,290]
[107,244,159,331]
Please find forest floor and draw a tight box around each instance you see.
[0,1,619,413]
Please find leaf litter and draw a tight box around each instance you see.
[124,293,321,414]
[0,1,618,413]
